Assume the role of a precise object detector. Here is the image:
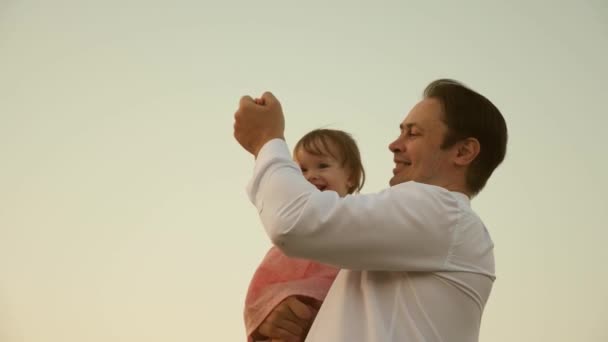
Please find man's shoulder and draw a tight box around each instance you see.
[375,182,473,230]
[389,181,469,205]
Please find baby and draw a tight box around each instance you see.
[244,128,365,341]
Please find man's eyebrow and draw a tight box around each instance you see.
[399,123,420,131]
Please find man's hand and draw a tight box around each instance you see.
[233,92,285,157]
[254,296,318,342]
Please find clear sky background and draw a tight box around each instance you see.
[1,1,607,341]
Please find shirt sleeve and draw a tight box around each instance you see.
[246,139,464,271]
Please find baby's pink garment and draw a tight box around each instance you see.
[244,246,339,341]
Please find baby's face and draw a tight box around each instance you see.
[294,148,352,197]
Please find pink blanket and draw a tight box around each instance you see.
[244,246,339,341]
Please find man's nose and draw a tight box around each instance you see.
[389,137,403,153]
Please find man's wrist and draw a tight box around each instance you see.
[254,135,285,159]
[251,329,266,340]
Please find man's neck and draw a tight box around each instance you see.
[431,180,472,199]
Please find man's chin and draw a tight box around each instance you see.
[389,176,400,187]
[389,175,409,187]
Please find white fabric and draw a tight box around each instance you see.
[246,139,496,342]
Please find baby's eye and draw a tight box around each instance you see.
[319,163,330,169]
[300,167,308,173]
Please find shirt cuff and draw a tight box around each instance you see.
[246,138,293,204]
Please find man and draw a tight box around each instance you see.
[234,79,508,341]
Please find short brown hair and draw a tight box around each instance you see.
[294,129,365,194]
[423,79,508,195]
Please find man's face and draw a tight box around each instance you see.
[388,98,454,187]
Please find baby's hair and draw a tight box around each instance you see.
[294,129,365,194]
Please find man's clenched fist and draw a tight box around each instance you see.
[233,91,285,157]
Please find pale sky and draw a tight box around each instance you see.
[1,1,607,341]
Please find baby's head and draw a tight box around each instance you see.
[293,129,365,197]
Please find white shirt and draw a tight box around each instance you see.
[247,139,495,342]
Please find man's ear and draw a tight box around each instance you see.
[454,137,480,166]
